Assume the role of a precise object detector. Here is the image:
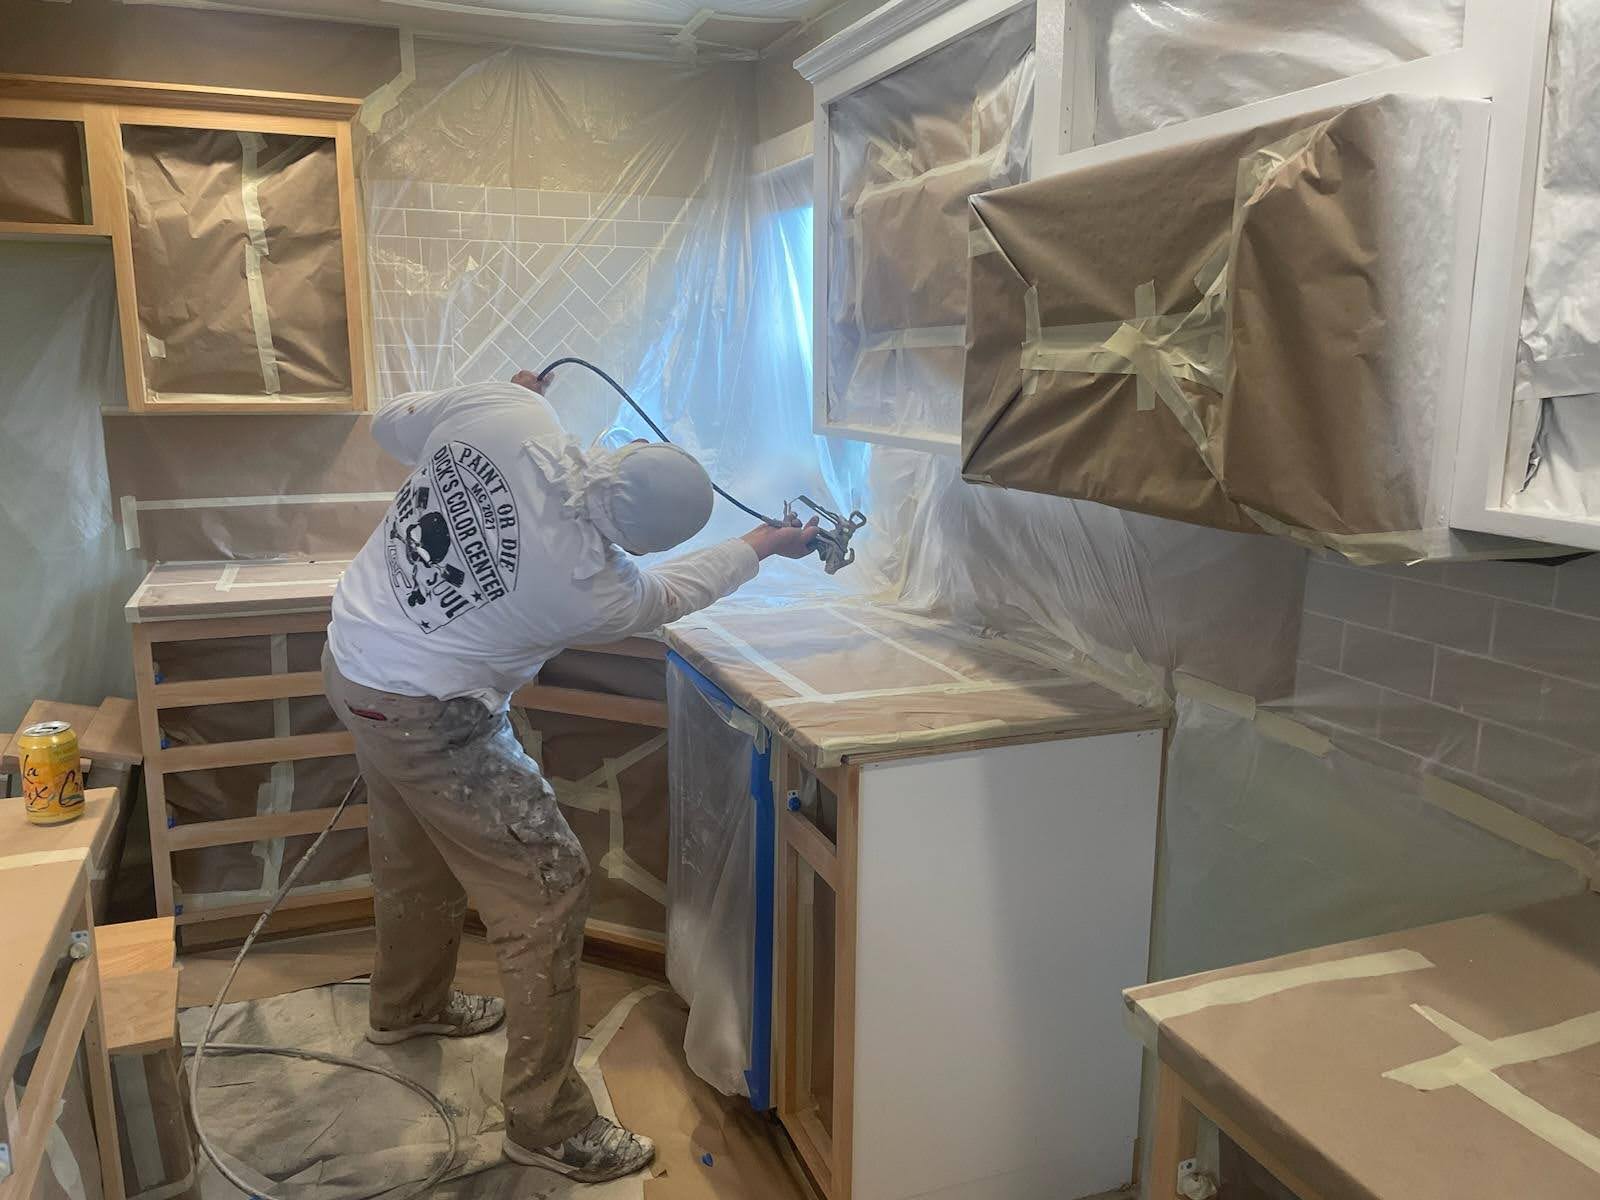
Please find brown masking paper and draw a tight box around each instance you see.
[1128,893,1600,1200]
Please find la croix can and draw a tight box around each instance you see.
[18,720,86,826]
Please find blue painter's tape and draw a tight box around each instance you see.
[746,720,776,1113]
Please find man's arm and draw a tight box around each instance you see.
[589,520,819,640]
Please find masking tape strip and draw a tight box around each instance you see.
[767,674,1098,709]
[1173,672,1331,757]
[600,848,668,907]
[259,633,294,896]
[1421,774,1596,880]
[578,984,665,1072]
[114,1055,167,1191]
[359,28,416,134]
[690,615,824,702]
[1138,949,1435,1027]
[121,494,142,551]
[1385,1003,1600,1175]
[856,145,1004,202]
[133,492,395,511]
[236,132,281,396]
[969,223,999,257]
[1389,1004,1600,1090]
[214,564,240,593]
[824,606,972,683]
[144,334,166,360]
[0,847,89,871]
[601,754,626,877]
[1254,710,1333,757]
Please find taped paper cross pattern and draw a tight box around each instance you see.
[1385,1004,1600,1175]
[1017,240,1230,474]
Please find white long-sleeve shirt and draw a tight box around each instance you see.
[328,381,759,709]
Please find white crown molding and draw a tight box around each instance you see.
[794,0,977,82]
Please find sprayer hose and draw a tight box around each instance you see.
[537,355,779,526]
[185,776,460,1200]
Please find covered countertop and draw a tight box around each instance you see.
[125,566,1165,767]
[1126,892,1600,1200]
[125,560,348,623]
[664,599,1165,767]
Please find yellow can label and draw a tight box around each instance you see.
[19,721,85,826]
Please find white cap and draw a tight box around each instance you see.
[582,442,715,555]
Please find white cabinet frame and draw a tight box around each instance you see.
[797,0,1038,454]
[1032,1,1589,552]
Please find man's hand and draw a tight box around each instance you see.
[742,517,821,562]
[511,369,548,395]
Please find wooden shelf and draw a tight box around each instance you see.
[0,73,363,120]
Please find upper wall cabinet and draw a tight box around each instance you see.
[798,0,1040,454]
[0,75,370,414]
[958,0,1600,557]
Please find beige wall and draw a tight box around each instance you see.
[0,0,401,97]
[757,0,889,142]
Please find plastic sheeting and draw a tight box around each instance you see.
[665,657,764,1097]
[0,242,144,733]
[867,451,1308,703]
[1153,694,1589,981]
[1087,0,1465,145]
[122,125,352,404]
[22,1054,106,1200]
[1509,0,1600,520]
[359,39,867,574]
[823,5,1033,443]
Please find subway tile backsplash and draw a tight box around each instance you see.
[365,181,692,402]
[1297,554,1600,841]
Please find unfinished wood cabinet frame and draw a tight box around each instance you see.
[0,73,370,415]
[131,612,369,938]
[1147,1061,1327,1200]
[775,749,858,1200]
[132,609,669,959]
[0,867,126,1200]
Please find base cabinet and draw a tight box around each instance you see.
[775,729,1165,1200]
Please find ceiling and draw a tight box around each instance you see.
[126,0,844,56]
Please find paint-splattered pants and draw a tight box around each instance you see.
[322,650,598,1148]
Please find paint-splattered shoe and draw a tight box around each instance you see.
[366,989,505,1044]
[504,1116,656,1183]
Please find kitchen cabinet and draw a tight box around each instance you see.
[796,0,1039,453]
[1020,1,1600,553]
[666,600,1166,1200]
[0,74,371,414]
[125,560,671,961]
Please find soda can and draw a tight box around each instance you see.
[18,720,86,826]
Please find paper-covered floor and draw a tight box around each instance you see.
[178,931,812,1200]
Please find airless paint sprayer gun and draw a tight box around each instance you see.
[536,357,867,574]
